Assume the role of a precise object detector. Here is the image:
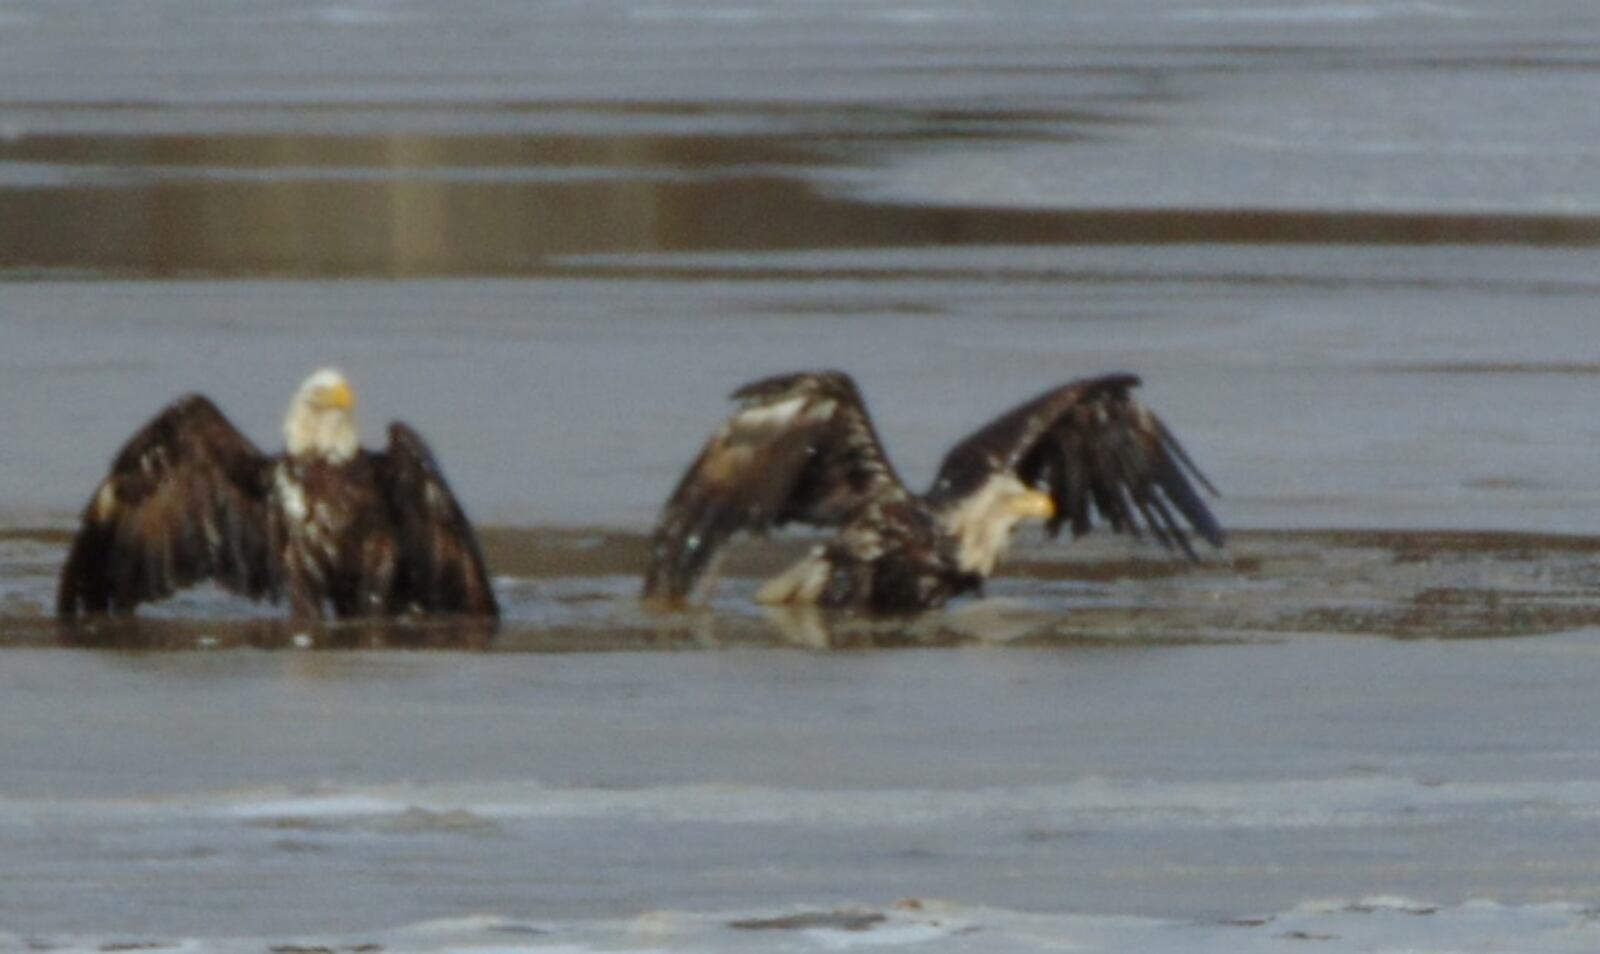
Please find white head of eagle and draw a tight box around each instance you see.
[283,367,359,464]
[938,472,1057,576]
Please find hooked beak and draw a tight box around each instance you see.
[320,379,355,410]
[1010,489,1056,521]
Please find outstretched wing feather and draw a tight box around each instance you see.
[643,372,903,604]
[373,422,499,618]
[57,395,277,616]
[930,374,1224,558]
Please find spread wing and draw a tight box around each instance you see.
[643,370,910,604]
[57,395,278,616]
[927,374,1223,558]
[373,422,499,618]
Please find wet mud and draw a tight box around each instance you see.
[6,527,1599,651]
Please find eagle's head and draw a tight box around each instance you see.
[284,367,359,463]
[938,473,1055,577]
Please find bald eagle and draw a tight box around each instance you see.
[57,368,499,622]
[643,370,1223,615]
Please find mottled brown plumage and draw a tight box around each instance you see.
[644,370,1222,615]
[58,372,497,622]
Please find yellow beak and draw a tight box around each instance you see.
[322,379,356,410]
[1011,489,1056,520]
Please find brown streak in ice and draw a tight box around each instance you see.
[6,129,1600,279]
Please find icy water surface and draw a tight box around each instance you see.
[7,611,1600,950]
[4,0,1600,950]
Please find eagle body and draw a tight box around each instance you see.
[755,498,979,614]
[271,454,396,619]
[58,370,497,622]
[644,370,1223,615]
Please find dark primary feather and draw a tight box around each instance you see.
[373,422,499,617]
[643,370,909,603]
[57,395,277,616]
[928,373,1223,559]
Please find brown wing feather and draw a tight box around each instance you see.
[927,374,1223,558]
[57,394,277,617]
[372,422,499,618]
[643,370,909,604]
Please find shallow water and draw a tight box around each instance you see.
[4,0,1600,950]
[7,527,1600,649]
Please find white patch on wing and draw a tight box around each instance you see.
[139,446,167,476]
[735,396,810,428]
[93,481,118,521]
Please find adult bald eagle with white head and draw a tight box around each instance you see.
[644,370,1223,615]
[57,368,498,621]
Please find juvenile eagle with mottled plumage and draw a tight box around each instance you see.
[643,370,1223,615]
[58,368,498,621]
